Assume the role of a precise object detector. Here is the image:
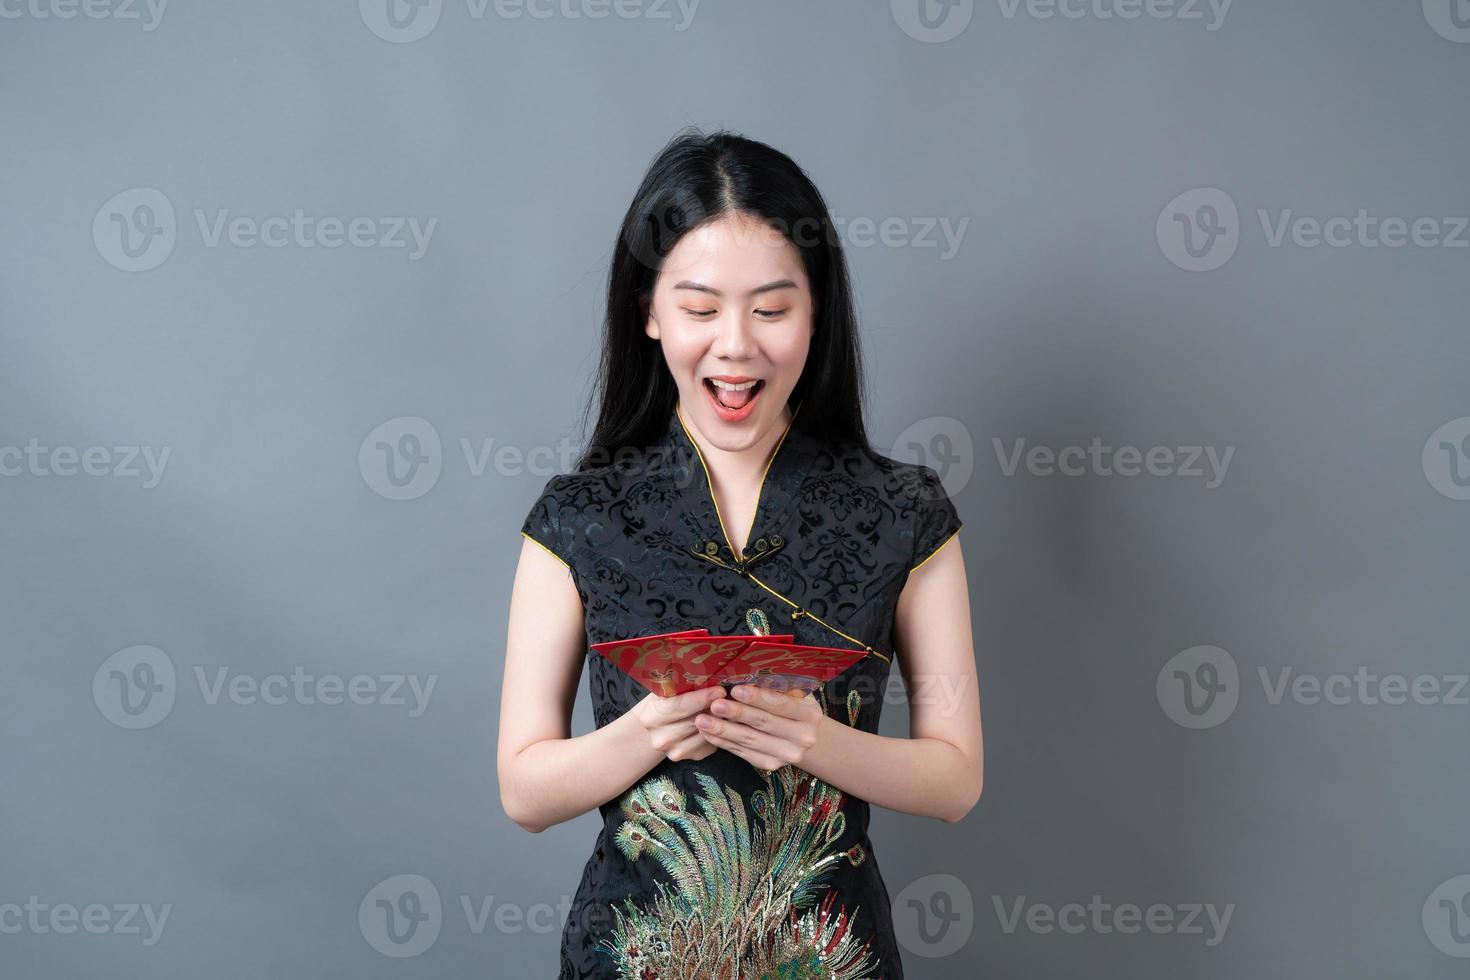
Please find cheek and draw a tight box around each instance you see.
[655,321,706,377]
[770,321,813,375]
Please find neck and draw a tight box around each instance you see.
[680,400,795,492]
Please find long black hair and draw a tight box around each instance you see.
[572,127,873,472]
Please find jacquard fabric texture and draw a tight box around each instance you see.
[519,400,962,980]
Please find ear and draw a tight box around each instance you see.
[642,295,660,340]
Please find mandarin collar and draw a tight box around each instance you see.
[660,397,815,571]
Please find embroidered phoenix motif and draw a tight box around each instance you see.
[599,764,879,979]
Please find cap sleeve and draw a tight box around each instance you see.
[909,464,963,572]
[520,475,576,573]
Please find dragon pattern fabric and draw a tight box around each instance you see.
[520,399,963,979]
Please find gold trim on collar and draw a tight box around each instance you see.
[674,398,802,562]
[674,399,889,665]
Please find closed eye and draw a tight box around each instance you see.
[682,309,788,319]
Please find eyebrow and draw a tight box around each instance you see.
[671,279,799,297]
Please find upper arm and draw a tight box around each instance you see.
[497,495,588,786]
[893,470,983,795]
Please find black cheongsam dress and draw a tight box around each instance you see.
[519,399,963,980]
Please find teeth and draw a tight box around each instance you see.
[709,378,760,391]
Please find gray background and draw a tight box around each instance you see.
[3,0,1468,976]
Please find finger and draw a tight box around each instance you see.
[708,697,803,742]
[713,690,815,740]
[666,731,716,761]
[654,685,728,721]
[696,715,800,767]
[698,728,783,772]
[729,683,814,720]
[666,709,719,740]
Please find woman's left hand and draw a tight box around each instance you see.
[694,683,826,771]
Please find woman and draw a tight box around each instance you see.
[498,128,983,979]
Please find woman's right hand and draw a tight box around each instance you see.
[631,686,728,762]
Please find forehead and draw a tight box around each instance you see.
[657,213,807,291]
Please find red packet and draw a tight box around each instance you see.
[590,629,794,696]
[713,639,866,693]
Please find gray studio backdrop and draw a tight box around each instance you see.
[3,1,1468,977]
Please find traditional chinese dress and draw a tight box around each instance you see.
[520,399,963,980]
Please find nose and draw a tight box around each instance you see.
[708,308,758,361]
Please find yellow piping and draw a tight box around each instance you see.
[909,526,961,573]
[675,399,890,665]
[745,403,799,556]
[676,398,800,562]
[520,529,572,571]
[742,570,890,664]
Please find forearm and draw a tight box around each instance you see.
[502,712,663,833]
[800,715,982,824]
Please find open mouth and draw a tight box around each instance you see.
[703,377,765,421]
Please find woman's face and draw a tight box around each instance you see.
[644,211,814,454]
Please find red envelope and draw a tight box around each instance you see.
[713,639,866,692]
[588,630,783,696]
[589,628,857,696]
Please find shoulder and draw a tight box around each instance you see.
[525,464,620,508]
[848,443,964,571]
[523,458,633,517]
[831,439,949,506]
[519,462,627,569]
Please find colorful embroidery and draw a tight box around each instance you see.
[600,766,877,979]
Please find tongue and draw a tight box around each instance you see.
[714,382,756,409]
